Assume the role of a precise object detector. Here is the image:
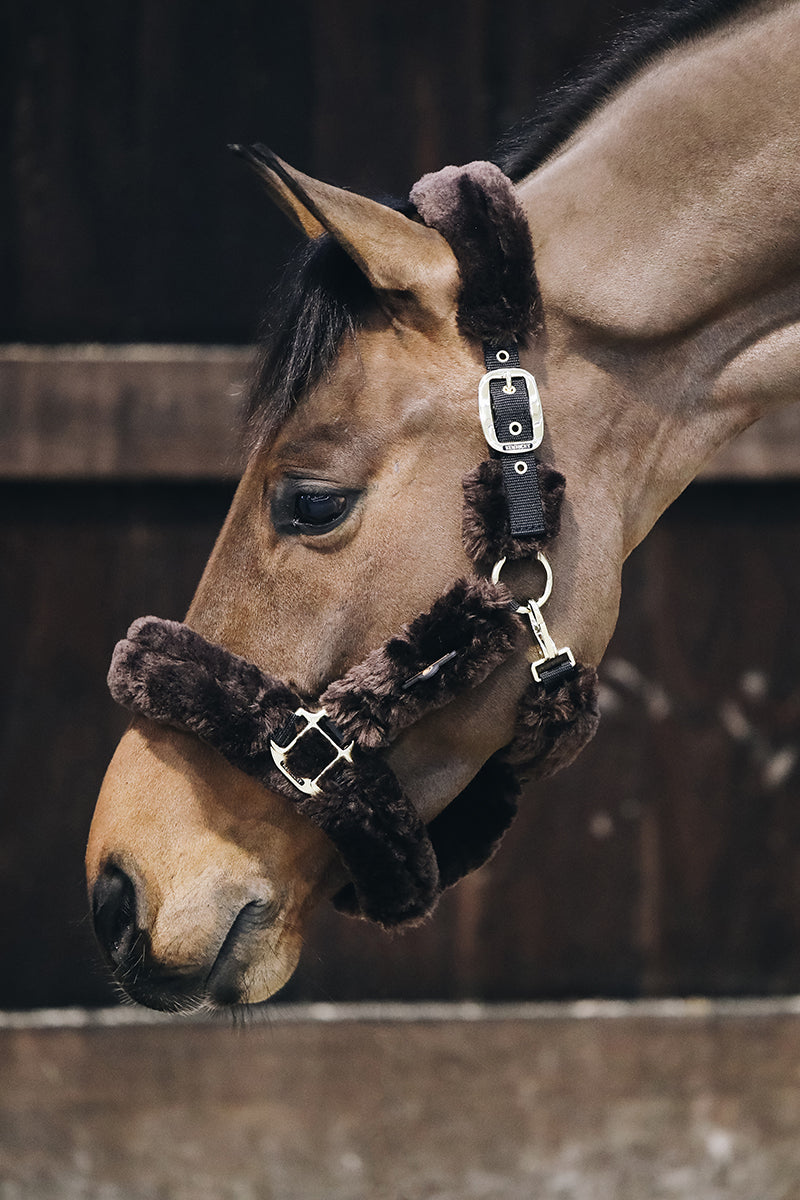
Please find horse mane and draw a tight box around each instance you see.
[495,0,754,181]
[246,0,755,445]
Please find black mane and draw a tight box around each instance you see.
[247,0,754,443]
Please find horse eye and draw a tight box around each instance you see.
[293,492,349,529]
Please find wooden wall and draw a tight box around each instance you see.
[2,0,652,344]
[4,1002,800,1199]
[1,0,799,1009]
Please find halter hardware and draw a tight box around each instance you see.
[524,601,576,685]
[402,649,459,690]
[492,551,576,688]
[478,367,544,453]
[270,706,354,797]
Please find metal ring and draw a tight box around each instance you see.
[514,460,528,475]
[534,552,553,605]
[496,349,510,363]
[490,551,554,607]
[509,421,522,436]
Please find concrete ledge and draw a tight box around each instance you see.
[1,345,799,481]
[4,995,800,1027]
[2,1000,800,1199]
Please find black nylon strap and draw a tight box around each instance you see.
[483,344,547,538]
[535,653,579,692]
[484,344,522,372]
[482,344,579,693]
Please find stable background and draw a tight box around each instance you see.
[2,0,799,1011]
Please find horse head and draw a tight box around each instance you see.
[86,150,616,1009]
[87,0,800,1009]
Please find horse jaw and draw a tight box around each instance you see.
[86,718,344,1008]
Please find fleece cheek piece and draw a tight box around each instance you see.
[461,458,566,574]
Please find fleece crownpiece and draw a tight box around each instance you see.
[410,160,540,341]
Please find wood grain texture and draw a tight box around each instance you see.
[0,347,250,479]
[2,1004,800,1199]
[0,0,678,344]
[0,482,235,1007]
[2,347,798,480]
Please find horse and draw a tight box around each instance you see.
[86,0,800,1011]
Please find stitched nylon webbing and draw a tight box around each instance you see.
[535,653,578,692]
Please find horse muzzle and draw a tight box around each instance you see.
[90,861,300,1010]
[86,718,341,1009]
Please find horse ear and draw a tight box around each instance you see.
[229,143,459,326]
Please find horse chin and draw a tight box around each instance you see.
[224,935,305,1007]
[199,900,308,1008]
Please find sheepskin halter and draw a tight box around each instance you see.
[108,162,600,928]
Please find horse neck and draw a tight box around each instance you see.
[516,0,800,576]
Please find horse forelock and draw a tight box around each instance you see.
[245,234,377,452]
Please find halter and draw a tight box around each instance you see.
[107,161,600,929]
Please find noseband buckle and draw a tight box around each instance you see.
[269,706,354,797]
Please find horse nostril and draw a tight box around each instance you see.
[92,866,139,968]
[207,899,277,1004]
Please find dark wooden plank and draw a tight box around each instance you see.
[0,347,250,479]
[2,1003,800,1198]
[2,347,798,479]
[1,0,311,342]
[1,0,671,343]
[0,481,234,1007]
[309,0,489,192]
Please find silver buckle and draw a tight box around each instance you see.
[478,367,544,453]
[269,706,354,797]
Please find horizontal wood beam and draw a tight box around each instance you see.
[2,1002,800,1198]
[0,345,250,480]
[2,345,799,481]
[703,399,800,479]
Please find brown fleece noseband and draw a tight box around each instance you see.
[108,161,600,928]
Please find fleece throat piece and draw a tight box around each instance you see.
[107,162,600,928]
